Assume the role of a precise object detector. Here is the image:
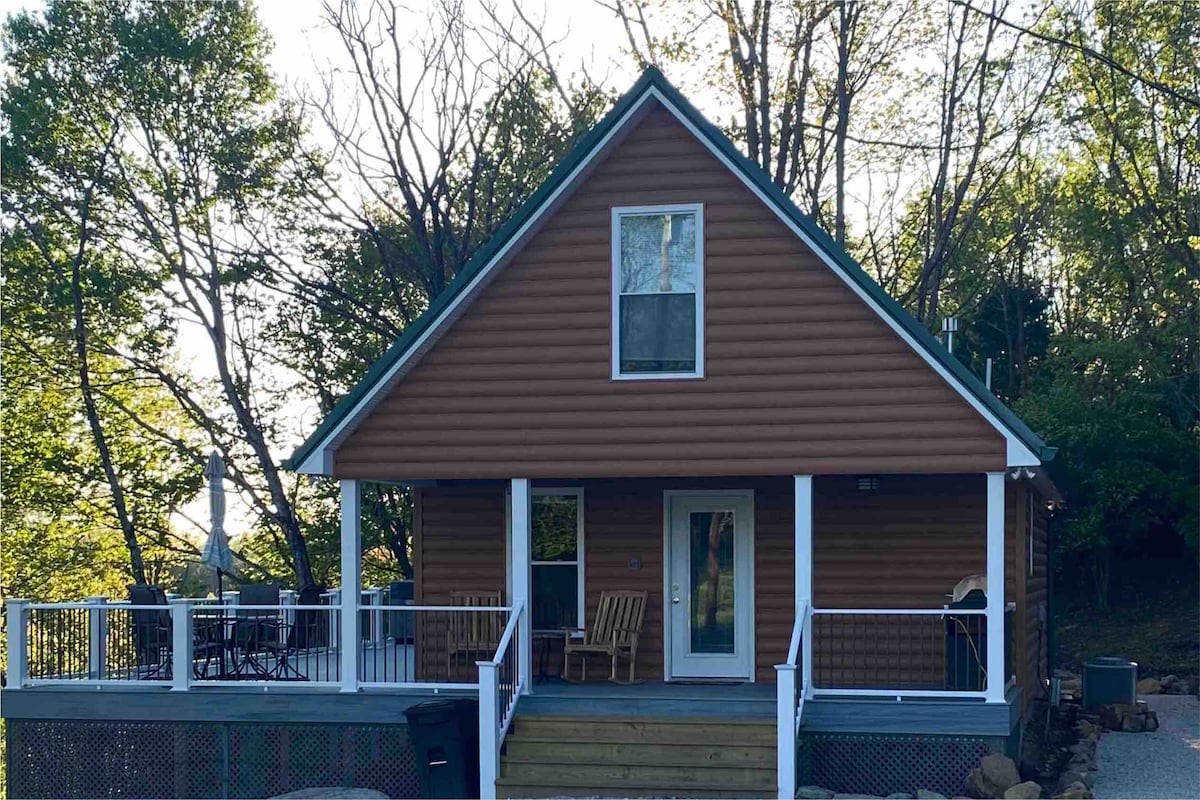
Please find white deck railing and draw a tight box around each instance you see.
[477,599,525,800]
[4,592,514,693]
[809,607,992,700]
[775,601,811,800]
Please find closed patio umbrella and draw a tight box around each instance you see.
[200,450,233,596]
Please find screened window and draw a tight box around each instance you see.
[531,490,584,629]
[612,205,704,378]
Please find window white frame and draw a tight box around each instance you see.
[611,203,705,380]
[530,487,586,629]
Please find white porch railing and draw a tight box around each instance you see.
[809,607,992,700]
[775,601,811,800]
[477,599,525,800]
[3,591,514,694]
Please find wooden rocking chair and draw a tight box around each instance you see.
[562,590,647,684]
[446,590,503,675]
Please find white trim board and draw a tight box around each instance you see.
[296,83,1039,474]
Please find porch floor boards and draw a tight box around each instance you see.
[521,680,776,719]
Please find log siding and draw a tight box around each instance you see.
[334,105,1005,480]
[414,475,1032,688]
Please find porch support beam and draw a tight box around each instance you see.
[509,478,533,694]
[985,471,1005,703]
[794,475,814,694]
[340,479,361,693]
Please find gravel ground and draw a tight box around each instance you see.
[1093,694,1200,799]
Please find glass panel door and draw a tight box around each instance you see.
[668,493,753,679]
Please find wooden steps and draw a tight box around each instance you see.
[496,714,777,799]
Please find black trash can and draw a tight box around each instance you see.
[404,698,480,799]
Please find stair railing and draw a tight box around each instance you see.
[775,600,811,800]
[478,599,524,800]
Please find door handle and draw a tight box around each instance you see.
[672,597,680,604]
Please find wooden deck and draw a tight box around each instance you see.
[518,679,1019,735]
[3,674,1019,736]
[521,680,776,718]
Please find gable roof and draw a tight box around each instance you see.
[287,66,1053,475]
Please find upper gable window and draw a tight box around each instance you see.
[611,204,704,379]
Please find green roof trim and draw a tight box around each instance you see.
[286,66,1051,472]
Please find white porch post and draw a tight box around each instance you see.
[6,598,28,689]
[367,588,384,644]
[985,471,1006,703]
[340,479,362,692]
[279,589,296,646]
[775,663,797,800]
[509,478,533,694]
[478,661,500,799]
[794,475,814,695]
[169,598,192,691]
[87,596,107,679]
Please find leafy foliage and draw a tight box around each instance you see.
[1,0,1194,617]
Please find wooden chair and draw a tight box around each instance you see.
[446,590,503,674]
[563,590,647,684]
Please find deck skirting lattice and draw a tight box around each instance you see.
[797,732,1005,797]
[5,718,418,799]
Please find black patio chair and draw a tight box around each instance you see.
[127,585,172,680]
[232,583,288,678]
[291,584,329,651]
[387,580,414,644]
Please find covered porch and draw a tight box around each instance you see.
[3,471,1018,799]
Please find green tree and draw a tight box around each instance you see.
[5,0,323,590]
[2,1,204,588]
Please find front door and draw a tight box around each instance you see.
[666,492,754,680]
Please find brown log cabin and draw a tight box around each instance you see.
[1,68,1059,800]
[284,67,1060,799]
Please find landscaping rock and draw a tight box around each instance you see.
[966,752,1024,798]
[981,753,1021,790]
[833,794,882,799]
[1159,674,1179,690]
[1003,781,1042,799]
[915,792,947,800]
[886,793,915,799]
[1052,782,1093,799]
[1122,712,1146,732]
[797,787,835,799]
[1095,698,1157,733]
[1059,768,1094,790]
[1136,677,1162,695]
[1054,670,1082,698]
